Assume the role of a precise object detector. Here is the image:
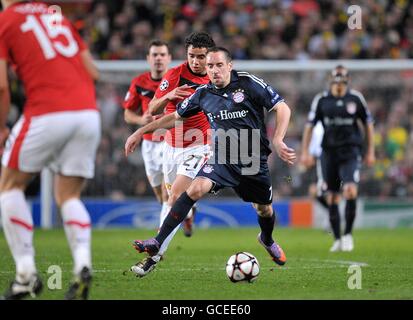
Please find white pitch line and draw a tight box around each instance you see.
[299,258,369,267]
[0,259,369,276]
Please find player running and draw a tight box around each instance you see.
[125,47,296,271]
[128,32,215,277]
[122,40,171,226]
[301,65,375,252]
[0,0,100,299]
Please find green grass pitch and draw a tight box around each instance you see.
[0,228,412,300]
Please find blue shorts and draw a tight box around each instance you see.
[196,163,273,205]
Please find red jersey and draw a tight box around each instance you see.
[154,62,210,148]
[0,2,96,118]
[123,72,162,141]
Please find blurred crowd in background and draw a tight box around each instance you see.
[4,0,413,200]
[70,0,413,60]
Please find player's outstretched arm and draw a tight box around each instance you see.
[125,111,182,156]
[0,60,10,153]
[148,84,192,115]
[300,124,315,168]
[80,50,99,81]
[272,101,296,165]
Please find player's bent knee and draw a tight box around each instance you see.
[186,186,204,201]
[344,190,357,200]
[343,184,358,199]
[0,168,34,192]
[254,204,273,217]
[327,192,340,204]
[187,180,209,201]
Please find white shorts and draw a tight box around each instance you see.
[141,140,164,187]
[2,110,101,179]
[162,143,212,190]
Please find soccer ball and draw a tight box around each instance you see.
[226,252,260,283]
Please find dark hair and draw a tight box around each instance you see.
[332,64,349,77]
[206,46,232,62]
[185,32,215,51]
[330,64,349,83]
[148,39,170,54]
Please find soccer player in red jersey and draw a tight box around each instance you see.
[0,0,100,299]
[129,32,215,277]
[122,39,171,230]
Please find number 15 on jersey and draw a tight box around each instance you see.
[20,13,79,60]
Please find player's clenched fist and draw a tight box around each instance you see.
[125,129,143,156]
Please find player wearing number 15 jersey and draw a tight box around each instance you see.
[0,1,100,300]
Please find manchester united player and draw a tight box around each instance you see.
[129,32,215,277]
[123,40,171,226]
[0,0,100,299]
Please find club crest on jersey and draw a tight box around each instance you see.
[232,89,245,103]
[202,165,213,174]
[180,98,189,109]
[160,79,169,91]
[346,102,357,114]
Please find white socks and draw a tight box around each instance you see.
[61,198,92,276]
[1,191,91,280]
[0,189,36,283]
